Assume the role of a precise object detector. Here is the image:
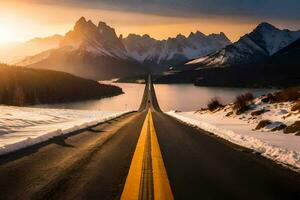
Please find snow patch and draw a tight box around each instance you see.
[166,107,300,170]
[185,56,209,65]
[0,106,132,156]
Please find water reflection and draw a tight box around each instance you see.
[154,84,274,111]
[36,82,274,112]
[35,82,145,111]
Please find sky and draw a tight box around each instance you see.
[0,0,299,43]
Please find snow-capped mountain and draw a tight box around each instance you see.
[18,17,143,80]
[123,31,231,66]
[17,17,232,79]
[59,17,128,59]
[185,22,300,68]
[19,17,132,67]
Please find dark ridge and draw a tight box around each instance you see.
[0,64,123,106]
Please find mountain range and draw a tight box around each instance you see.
[156,23,300,87]
[16,17,231,80]
[123,31,230,68]
[3,17,299,86]
[183,22,300,69]
[0,35,62,64]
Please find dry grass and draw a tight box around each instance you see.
[233,92,254,114]
[207,98,223,112]
[262,86,300,103]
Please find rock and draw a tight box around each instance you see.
[271,124,287,131]
[251,109,269,116]
[225,111,233,117]
[291,101,300,112]
[255,120,272,130]
[284,121,300,135]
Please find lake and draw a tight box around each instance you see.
[36,82,275,112]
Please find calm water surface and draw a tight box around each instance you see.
[37,82,274,112]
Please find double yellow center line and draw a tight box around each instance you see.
[121,109,174,200]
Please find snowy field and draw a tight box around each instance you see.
[0,106,131,156]
[166,99,300,170]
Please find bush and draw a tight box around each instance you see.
[243,92,254,102]
[233,92,254,114]
[207,98,223,111]
[265,87,300,103]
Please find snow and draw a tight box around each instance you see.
[185,56,208,65]
[255,23,300,55]
[166,100,300,170]
[184,23,300,68]
[123,32,230,64]
[0,106,132,156]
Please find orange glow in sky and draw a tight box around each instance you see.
[0,1,298,44]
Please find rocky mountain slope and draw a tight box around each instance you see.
[155,28,300,87]
[184,22,300,69]
[17,17,231,79]
[123,31,231,68]
[18,17,144,80]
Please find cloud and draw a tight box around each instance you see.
[26,0,300,20]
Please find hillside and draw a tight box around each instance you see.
[193,38,300,87]
[0,35,63,64]
[0,64,123,106]
[183,22,300,69]
[155,24,300,88]
[16,17,231,80]
[123,31,230,68]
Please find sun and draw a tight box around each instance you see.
[0,18,23,44]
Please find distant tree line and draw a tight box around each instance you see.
[0,64,123,106]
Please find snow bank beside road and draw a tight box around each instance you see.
[0,106,132,156]
[166,110,300,170]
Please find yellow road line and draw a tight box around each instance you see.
[121,110,174,200]
[149,111,174,200]
[121,112,149,200]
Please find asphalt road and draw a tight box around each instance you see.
[0,75,300,200]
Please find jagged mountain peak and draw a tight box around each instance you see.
[184,22,300,68]
[98,21,113,31]
[126,33,140,38]
[77,16,87,24]
[219,32,227,37]
[74,17,94,29]
[18,17,232,73]
[72,17,98,37]
[98,21,110,27]
[123,29,231,65]
[98,21,118,38]
[248,22,300,55]
[126,34,155,43]
[175,33,186,40]
[58,17,127,58]
[188,31,206,38]
[142,34,152,39]
[255,22,278,31]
